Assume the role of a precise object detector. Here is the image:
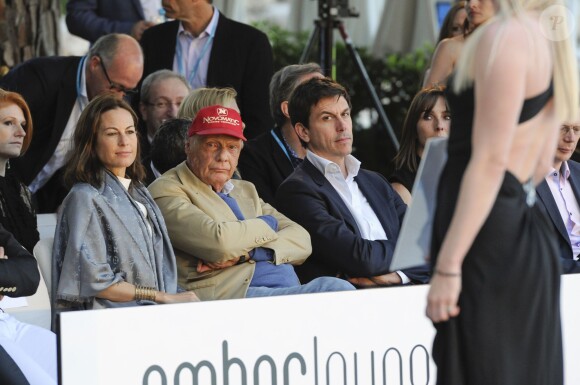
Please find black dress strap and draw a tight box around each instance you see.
[518,81,554,124]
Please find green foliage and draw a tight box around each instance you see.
[253,21,311,71]
[254,21,434,176]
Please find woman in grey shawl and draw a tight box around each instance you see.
[52,94,198,315]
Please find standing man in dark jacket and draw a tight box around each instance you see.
[140,0,273,139]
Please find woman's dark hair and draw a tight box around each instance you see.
[437,1,467,43]
[0,88,33,154]
[64,94,145,188]
[393,85,448,172]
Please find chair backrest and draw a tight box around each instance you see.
[4,265,51,330]
[33,237,54,298]
[36,213,57,240]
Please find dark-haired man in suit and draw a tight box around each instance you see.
[537,122,580,274]
[139,0,273,139]
[276,78,430,286]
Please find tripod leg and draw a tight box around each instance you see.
[337,22,400,152]
[300,23,320,64]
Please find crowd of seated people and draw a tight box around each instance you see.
[0,0,578,379]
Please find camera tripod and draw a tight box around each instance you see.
[299,3,400,151]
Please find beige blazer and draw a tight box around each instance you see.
[148,162,311,300]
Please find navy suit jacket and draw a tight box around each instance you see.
[238,129,295,206]
[0,56,81,212]
[139,14,273,139]
[536,160,580,274]
[276,159,430,284]
[66,0,145,43]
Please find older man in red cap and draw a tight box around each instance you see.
[148,105,353,300]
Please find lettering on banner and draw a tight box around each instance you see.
[142,337,431,385]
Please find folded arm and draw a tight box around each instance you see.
[0,226,40,298]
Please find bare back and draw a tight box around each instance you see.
[471,13,556,185]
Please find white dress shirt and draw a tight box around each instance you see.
[173,7,219,89]
[307,151,409,283]
[29,58,88,194]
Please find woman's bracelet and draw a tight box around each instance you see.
[434,269,462,278]
[135,285,157,302]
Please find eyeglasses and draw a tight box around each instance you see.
[561,125,580,136]
[145,100,182,110]
[96,55,138,96]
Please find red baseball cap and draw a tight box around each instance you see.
[187,105,246,141]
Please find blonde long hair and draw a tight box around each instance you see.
[453,0,578,121]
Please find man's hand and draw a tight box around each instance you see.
[131,20,155,41]
[347,272,402,288]
[196,257,241,273]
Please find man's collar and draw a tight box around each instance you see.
[562,161,571,180]
[220,180,234,194]
[306,150,361,179]
[80,56,89,101]
[550,161,571,180]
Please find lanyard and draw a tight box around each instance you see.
[270,129,292,164]
[175,20,217,86]
[76,55,88,109]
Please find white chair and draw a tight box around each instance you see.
[1,230,55,330]
[33,237,54,300]
[36,213,57,240]
[5,265,51,330]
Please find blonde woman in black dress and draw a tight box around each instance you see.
[427,0,578,383]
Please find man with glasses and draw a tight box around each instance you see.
[138,70,191,164]
[0,33,143,213]
[537,122,580,274]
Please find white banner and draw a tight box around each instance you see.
[59,275,580,385]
